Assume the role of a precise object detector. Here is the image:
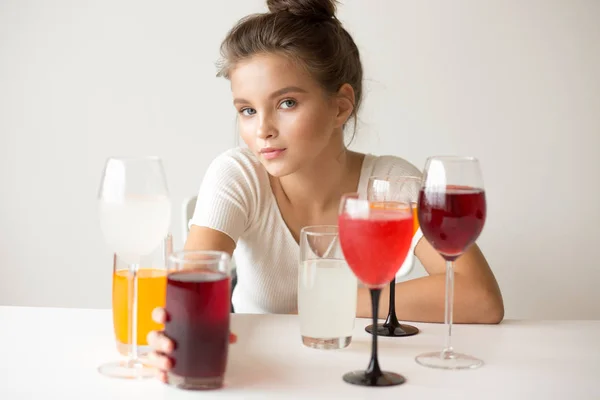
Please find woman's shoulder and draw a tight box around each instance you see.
[210,146,261,171]
[205,147,268,182]
[367,153,423,178]
[201,147,271,202]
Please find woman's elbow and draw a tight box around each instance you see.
[474,287,505,324]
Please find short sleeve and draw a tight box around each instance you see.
[189,149,261,243]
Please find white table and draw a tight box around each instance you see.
[0,306,598,399]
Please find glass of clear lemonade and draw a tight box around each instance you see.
[298,225,357,350]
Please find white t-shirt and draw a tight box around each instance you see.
[190,147,423,314]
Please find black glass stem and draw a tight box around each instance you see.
[366,289,382,381]
[342,289,406,387]
[365,280,419,337]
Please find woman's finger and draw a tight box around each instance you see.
[147,330,174,353]
[159,370,168,383]
[147,350,172,371]
[152,307,167,324]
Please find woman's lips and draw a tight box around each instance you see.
[260,148,286,160]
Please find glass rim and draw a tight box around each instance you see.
[168,250,231,265]
[106,156,163,162]
[369,175,421,180]
[340,192,360,199]
[426,155,479,163]
[340,195,413,214]
[300,225,338,235]
[368,175,421,182]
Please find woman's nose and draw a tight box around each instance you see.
[257,113,277,140]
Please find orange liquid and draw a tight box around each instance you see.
[412,204,420,235]
[369,201,420,236]
[112,268,167,347]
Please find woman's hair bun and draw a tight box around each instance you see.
[266,0,337,21]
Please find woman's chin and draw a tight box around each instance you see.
[261,161,298,178]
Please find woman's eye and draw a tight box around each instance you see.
[280,99,296,109]
[241,108,256,116]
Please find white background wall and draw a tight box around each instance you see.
[1,0,599,319]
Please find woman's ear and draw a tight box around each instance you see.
[333,83,356,128]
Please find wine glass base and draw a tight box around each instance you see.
[116,341,151,357]
[415,350,483,370]
[343,370,406,387]
[97,360,156,379]
[365,323,419,337]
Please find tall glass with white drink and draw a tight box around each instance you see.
[97,156,171,379]
[298,225,357,349]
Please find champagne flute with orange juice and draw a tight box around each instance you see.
[112,234,171,356]
[365,176,422,337]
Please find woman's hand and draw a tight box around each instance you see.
[146,307,238,383]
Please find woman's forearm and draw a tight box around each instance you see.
[356,273,504,324]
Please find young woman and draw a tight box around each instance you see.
[148,0,504,380]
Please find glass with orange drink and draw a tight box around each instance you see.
[412,202,420,235]
[112,234,171,356]
[365,176,422,338]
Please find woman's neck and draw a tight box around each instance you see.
[276,142,364,214]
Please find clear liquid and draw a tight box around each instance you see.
[99,196,171,263]
[298,259,357,339]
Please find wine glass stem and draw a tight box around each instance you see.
[384,279,400,327]
[366,289,382,379]
[443,260,455,354]
[127,263,140,363]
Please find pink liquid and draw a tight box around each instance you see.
[164,270,230,380]
[417,186,486,261]
[338,211,413,288]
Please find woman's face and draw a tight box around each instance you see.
[229,53,340,177]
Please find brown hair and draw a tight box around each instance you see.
[217,0,363,136]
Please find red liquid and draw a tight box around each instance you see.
[164,270,230,380]
[417,186,486,261]
[338,211,413,288]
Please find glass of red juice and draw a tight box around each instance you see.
[165,250,231,390]
[338,193,414,387]
[414,156,487,370]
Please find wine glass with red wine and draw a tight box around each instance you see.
[364,176,421,338]
[338,193,414,386]
[415,156,486,370]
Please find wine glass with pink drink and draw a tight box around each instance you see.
[338,193,414,387]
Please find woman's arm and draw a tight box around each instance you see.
[184,225,236,255]
[356,239,504,324]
